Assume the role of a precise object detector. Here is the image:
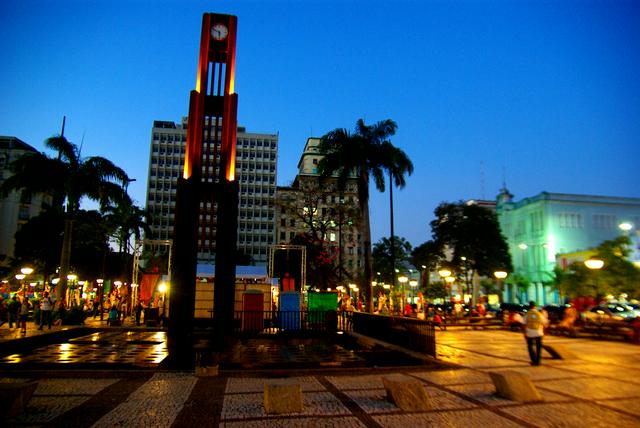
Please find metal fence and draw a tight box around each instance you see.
[352,312,436,357]
[230,310,346,336]
[220,310,436,357]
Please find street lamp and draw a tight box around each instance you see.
[409,279,418,302]
[96,279,104,320]
[584,257,604,270]
[398,276,408,312]
[584,256,604,300]
[158,282,169,323]
[67,274,78,306]
[438,269,451,278]
[619,222,633,232]
[494,270,508,303]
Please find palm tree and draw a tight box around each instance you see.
[103,201,151,283]
[1,135,130,308]
[317,119,398,312]
[379,141,414,292]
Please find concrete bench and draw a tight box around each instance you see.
[264,380,303,414]
[0,381,38,417]
[382,376,431,411]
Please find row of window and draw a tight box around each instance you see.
[152,134,276,148]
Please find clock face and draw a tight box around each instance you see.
[211,23,228,41]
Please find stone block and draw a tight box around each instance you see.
[382,376,432,411]
[542,344,578,360]
[195,365,219,377]
[264,380,303,414]
[489,371,542,402]
[0,381,38,417]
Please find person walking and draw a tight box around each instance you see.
[19,297,31,334]
[8,295,20,329]
[135,299,144,326]
[38,291,54,330]
[522,301,548,366]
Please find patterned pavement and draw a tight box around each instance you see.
[1,323,639,427]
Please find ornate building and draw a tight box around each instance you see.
[496,188,640,304]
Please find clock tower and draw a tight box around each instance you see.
[170,13,239,362]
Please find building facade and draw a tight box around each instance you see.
[0,136,52,267]
[275,138,364,286]
[496,188,640,304]
[145,119,278,265]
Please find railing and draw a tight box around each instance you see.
[229,310,347,336]
[352,312,436,358]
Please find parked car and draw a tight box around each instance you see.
[625,302,640,317]
[582,304,637,325]
[543,304,568,325]
[498,303,528,317]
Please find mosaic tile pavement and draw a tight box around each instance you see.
[0,330,168,366]
[1,328,639,427]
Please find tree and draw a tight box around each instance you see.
[317,118,403,311]
[103,201,151,281]
[411,240,443,289]
[276,177,360,285]
[1,135,130,307]
[372,236,413,285]
[430,202,513,303]
[379,140,414,292]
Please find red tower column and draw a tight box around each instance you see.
[169,13,239,364]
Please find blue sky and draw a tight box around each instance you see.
[1,0,639,248]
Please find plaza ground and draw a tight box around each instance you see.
[1,318,639,427]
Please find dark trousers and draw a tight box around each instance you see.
[40,310,53,329]
[526,336,542,365]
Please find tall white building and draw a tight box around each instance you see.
[0,137,52,267]
[145,119,278,265]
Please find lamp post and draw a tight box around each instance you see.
[158,282,168,324]
[444,276,455,301]
[398,276,408,314]
[409,279,418,302]
[584,256,604,302]
[67,274,78,307]
[494,270,508,303]
[619,222,633,233]
[97,279,104,321]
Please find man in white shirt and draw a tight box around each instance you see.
[38,291,54,330]
[522,301,548,366]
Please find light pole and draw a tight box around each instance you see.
[158,282,169,324]
[584,256,604,302]
[67,274,78,307]
[398,276,408,314]
[494,270,508,303]
[445,275,455,293]
[97,279,104,320]
[619,222,633,233]
[409,279,418,302]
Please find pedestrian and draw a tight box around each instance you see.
[521,301,548,366]
[19,297,31,334]
[0,297,6,327]
[8,295,20,329]
[108,304,119,326]
[38,291,54,330]
[135,299,144,326]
